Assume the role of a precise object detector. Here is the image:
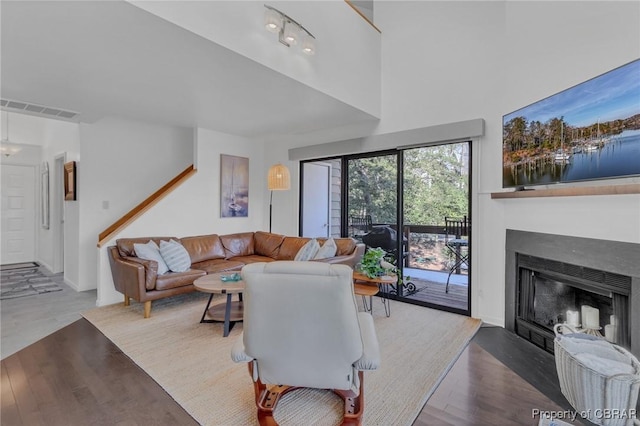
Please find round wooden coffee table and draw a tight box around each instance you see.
[353,271,396,317]
[194,273,244,337]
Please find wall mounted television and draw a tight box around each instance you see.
[502,59,640,188]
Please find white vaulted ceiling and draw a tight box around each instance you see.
[1,1,377,137]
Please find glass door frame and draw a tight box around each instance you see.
[396,142,472,317]
[299,142,472,317]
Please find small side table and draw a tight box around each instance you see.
[353,272,396,317]
[193,273,244,337]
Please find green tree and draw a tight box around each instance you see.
[348,144,469,228]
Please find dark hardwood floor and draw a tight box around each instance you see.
[1,318,585,425]
[1,320,198,426]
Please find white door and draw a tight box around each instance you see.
[1,165,36,264]
[302,163,330,238]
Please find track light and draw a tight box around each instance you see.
[283,20,298,46]
[301,33,316,56]
[264,7,282,33]
[264,4,316,55]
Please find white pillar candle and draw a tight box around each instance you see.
[566,310,580,327]
[581,306,600,329]
[604,324,617,343]
[610,315,617,326]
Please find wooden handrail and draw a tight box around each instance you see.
[345,0,381,33]
[97,165,197,247]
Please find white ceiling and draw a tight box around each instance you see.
[0,1,377,138]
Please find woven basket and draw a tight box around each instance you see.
[553,324,640,426]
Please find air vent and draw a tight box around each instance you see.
[0,98,79,121]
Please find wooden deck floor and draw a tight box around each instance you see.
[402,278,468,311]
[384,267,469,311]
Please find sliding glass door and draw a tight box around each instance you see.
[346,152,398,241]
[400,143,470,314]
[300,141,471,316]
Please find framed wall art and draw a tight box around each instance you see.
[64,161,76,201]
[220,154,249,218]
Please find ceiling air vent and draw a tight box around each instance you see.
[0,98,79,121]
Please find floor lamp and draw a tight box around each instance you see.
[267,163,291,232]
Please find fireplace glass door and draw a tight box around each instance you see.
[517,266,630,352]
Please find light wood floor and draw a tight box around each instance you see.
[1,267,96,359]
[1,273,585,426]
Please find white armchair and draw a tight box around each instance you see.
[231,261,380,425]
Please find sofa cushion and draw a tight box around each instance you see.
[133,240,169,275]
[254,231,285,258]
[191,259,244,274]
[116,237,176,257]
[313,255,354,266]
[124,255,159,290]
[220,232,255,258]
[294,239,320,261]
[276,237,311,260]
[159,240,191,272]
[229,255,275,265]
[318,237,357,256]
[155,269,206,291]
[314,237,337,260]
[180,234,226,263]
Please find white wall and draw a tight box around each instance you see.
[267,1,640,326]
[96,127,265,306]
[38,118,81,281]
[0,112,80,285]
[129,0,381,118]
[79,117,194,292]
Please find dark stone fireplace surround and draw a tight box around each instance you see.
[505,230,640,357]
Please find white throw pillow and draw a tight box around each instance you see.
[314,238,337,260]
[294,238,320,261]
[134,240,169,275]
[159,239,191,272]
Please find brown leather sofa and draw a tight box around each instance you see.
[108,231,365,318]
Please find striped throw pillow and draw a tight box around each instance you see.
[134,240,169,275]
[159,239,191,272]
[294,238,320,261]
[314,238,337,260]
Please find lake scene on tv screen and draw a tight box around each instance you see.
[502,59,640,188]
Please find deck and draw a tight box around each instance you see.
[395,268,468,311]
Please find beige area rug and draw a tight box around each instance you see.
[83,292,481,425]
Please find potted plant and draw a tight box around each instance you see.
[360,247,393,278]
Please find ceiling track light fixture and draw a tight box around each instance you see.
[264,4,316,55]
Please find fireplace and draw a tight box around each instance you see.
[505,230,640,357]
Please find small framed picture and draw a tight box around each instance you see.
[64,161,76,201]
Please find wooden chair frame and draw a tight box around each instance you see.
[248,363,365,426]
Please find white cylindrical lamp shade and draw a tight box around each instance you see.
[267,164,290,190]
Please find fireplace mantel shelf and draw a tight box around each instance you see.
[491,183,640,199]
